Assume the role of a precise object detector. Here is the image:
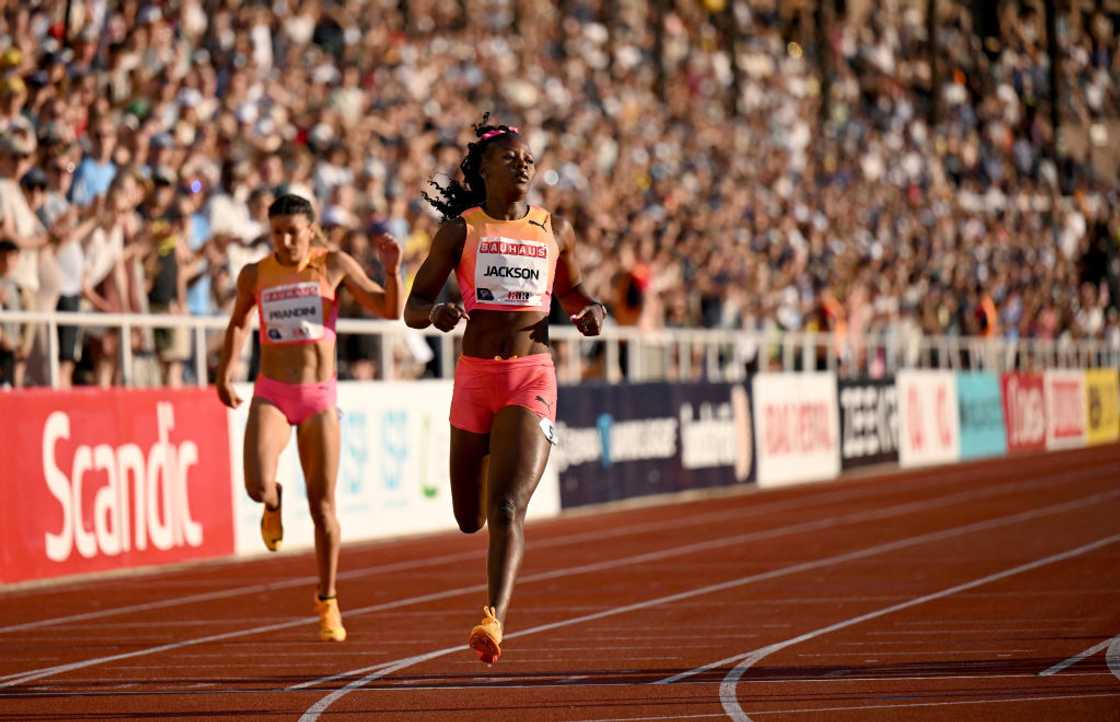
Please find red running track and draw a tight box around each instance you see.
[1,444,1118,721]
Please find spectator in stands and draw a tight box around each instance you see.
[0,0,1117,387]
[22,165,97,387]
[141,168,193,387]
[0,131,46,299]
[70,118,118,208]
[0,236,32,387]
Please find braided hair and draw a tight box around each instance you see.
[422,114,520,223]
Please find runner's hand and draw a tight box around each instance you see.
[217,380,243,409]
[373,232,402,274]
[430,302,469,332]
[571,303,606,337]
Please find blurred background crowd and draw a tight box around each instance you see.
[0,0,1118,387]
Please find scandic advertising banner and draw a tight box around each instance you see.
[1084,368,1120,445]
[897,370,960,467]
[227,381,560,555]
[1000,372,1047,453]
[1044,370,1088,450]
[554,381,754,508]
[752,372,841,487]
[0,389,235,584]
[956,372,1008,460]
[837,377,899,470]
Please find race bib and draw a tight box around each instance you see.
[474,236,549,307]
[261,282,325,342]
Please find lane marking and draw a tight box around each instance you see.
[705,534,1120,722]
[295,489,1119,720]
[566,692,1120,722]
[5,454,1082,635]
[3,473,1073,689]
[794,649,1035,656]
[0,466,971,635]
[1040,634,1120,678]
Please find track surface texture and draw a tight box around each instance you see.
[2,444,1119,721]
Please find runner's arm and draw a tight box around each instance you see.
[216,264,257,406]
[551,214,606,336]
[336,236,403,319]
[404,219,467,330]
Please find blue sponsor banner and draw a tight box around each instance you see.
[555,382,755,508]
[956,372,1008,459]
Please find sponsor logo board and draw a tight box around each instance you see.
[752,373,840,486]
[1044,370,1088,450]
[0,389,234,584]
[897,370,960,467]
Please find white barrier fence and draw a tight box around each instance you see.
[1,309,1118,388]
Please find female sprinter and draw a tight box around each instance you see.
[405,120,605,664]
[216,193,401,641]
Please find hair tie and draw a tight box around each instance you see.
[479,126,519,141]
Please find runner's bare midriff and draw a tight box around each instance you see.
[462,310,551,359]
[260,340,336,384]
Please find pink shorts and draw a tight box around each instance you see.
[450,354,557,434]
[254,375,337,426]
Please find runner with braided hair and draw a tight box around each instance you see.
[407,117,606,665]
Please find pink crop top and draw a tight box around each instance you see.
[254,248,339,345]
[456,205,559,313]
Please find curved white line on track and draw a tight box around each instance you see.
[0,464,982,635]
[1039,636,1119,677]
[710,534,1120,722]
[295,489,1120,720]
[6,453,1083,635]
[2,474,1077,689]
[1108,636,1120,681]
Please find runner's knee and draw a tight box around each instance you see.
[487,495,525,529]
[455,509,485,534]
[309,498,337,528]
[245,479,268,503]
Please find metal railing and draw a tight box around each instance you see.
[0,309,1117,389]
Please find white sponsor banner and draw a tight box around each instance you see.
[1044,370,1088,450]
[228,381,560,556]
[897,370,960,467]
[475,236,550,306]
[751,372,840,487]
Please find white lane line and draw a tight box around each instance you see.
[0,469,945,636]
[739,692,1120,716]
[740,671,1115,683]
[565,692,1120,722]
[295,489,1119,720]
[0,623,396,690]
[901,617,1100,626]
[0,458,1065,635]
[1039,635,1120,677]
[560,716,725,720]
[568,711,725,716]
[2,474,1065,689]
[655,502,1120,688]
[1109,637,1120,681]
[709,534,1120,722]
[795,649,1034,657]
[865,629,1057,636]
[289,483,1105,696]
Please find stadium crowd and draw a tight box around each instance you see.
[0,0,1118,387]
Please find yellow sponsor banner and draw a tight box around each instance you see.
[1084,368,1120,445]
